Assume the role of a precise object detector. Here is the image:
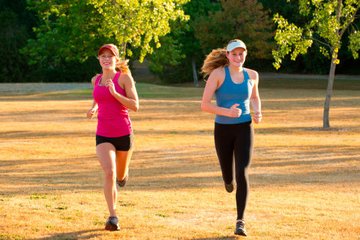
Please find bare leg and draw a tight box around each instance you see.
[96,143,117,217]
[116,148,133,181]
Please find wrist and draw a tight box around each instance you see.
[226,108,233,117]
[111,91,120,98]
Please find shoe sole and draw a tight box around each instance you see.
[234,230,247,236]
[105,223,120,231]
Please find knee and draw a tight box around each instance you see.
[104,168,116,181]
[236,168,248,183]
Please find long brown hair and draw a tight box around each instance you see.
[201,48,228,78]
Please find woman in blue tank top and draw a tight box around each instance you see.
[201,39,262,236]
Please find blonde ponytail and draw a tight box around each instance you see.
[115,58,130,73]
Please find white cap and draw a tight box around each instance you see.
[226,40,247,52]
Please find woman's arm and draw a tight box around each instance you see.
[248,70,262,123]
[201,68,242,118]
[111,72,139,112]
[87,75,98,119]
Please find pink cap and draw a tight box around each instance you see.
[98,44,119,57]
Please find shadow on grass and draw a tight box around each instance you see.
[191,237,237,240]
[1,143,359,196]
[1,92,359,196]
[30,229,103,240]
[1,125,359,141]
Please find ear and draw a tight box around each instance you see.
[225,51,230,58]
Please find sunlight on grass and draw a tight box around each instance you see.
[0,82,359,239]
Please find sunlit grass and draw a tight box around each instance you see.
[0,82,359,239]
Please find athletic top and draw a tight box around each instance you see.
[93,72,132,137]
[215,66,253,124]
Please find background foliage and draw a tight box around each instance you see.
[0,0,359,83]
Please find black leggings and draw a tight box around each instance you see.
[214,121,253,220]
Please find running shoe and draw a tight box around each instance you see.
[105,216,120,231]
[234,219,247,236]
[225,182,234,193]
[116,175,128,187]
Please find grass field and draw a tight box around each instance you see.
[0,79,359,240]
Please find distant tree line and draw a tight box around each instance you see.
[1,0,359,83]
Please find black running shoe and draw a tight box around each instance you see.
[116,175,128,187]
[234,219,247,236]
[225,182,234,193]
[105,216,120,231]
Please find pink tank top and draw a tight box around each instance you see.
[93,72,132,137]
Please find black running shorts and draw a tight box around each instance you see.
[96,134,133,151]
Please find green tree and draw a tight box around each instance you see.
[194,0,274,62]
[0,9,27,82]
[0,0,35,82]
[148,0,221,85]
[22,0,189,68]
[272,0,360,128]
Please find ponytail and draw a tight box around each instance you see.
[201,48,228,78]
[116,58,130,74]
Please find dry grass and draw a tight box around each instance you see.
[0,83,359,240]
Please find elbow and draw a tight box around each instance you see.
[201,102,208,112]
[129,99,139,112]
[131,107,139,112]
[133,103,140,112]
[201,102,206,112]
[250,96,259,103]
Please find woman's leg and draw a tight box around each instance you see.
[234,123,253,220]
[214,123,236,185]
[116,148,133,181]
[234,168,249,220]
[96,142,117,217]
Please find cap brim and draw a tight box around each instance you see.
[226,41,246,51]
[98,45,119,57]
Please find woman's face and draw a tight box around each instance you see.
[226,48,247,67]
[98,49,117,70]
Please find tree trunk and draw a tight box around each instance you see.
[192,57,199,87]
[323,58,337,129]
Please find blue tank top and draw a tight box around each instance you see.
[215,66,253,124]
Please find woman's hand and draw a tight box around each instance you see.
[105,78,117,95]
[228,103,242,118]
[87,107,98,119]
[253,111,262,123]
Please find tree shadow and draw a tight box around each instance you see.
[1,142,359,195]
[29,228,103,240]
[191,237,237,240]
[1,95,359,194]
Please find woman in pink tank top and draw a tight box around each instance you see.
[87,43,139,231]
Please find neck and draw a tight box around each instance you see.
[102,69,117,78]
[228,64,243,72]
